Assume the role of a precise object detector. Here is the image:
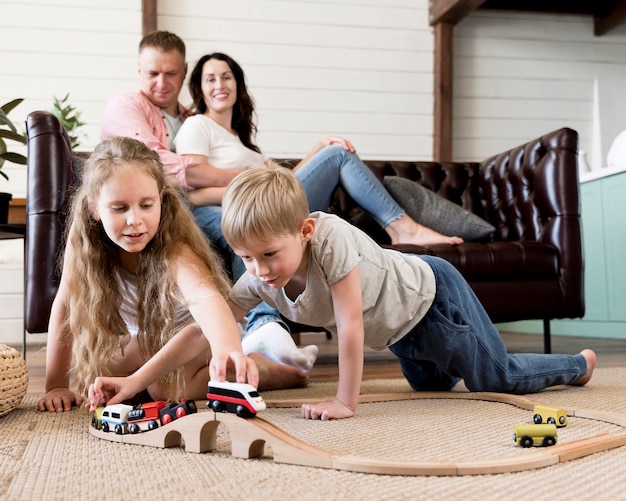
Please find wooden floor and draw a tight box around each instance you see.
[22,331,626,396]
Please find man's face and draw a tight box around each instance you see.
[138,47,187,113]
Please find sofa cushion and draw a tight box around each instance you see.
[391,241,560,281]
[383,176,495,241]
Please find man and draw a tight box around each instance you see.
[100,31,317,375]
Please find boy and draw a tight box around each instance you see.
[221,167,596,421]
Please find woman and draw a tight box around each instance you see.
[176,52,463,250]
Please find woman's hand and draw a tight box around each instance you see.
[87,375,143,412]
[317,135,356,153]
[301,399,355,420]
[38,388,83,412]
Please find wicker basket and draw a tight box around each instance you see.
[0,344,29,417]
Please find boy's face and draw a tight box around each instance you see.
[234,219,315,289]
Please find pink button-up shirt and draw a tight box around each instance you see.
[100,90,194,190]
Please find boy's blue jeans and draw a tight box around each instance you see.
[389,255,587,394]
[192,145,408,334]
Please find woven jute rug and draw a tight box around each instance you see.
[2,368,626,501]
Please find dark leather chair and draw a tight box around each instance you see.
[25,111,76,335]
[24,111,583,354]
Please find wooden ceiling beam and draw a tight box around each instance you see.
[595,0,626,36]
[142,0,157,36]
[430,1,486,162]
[429,0,488,26]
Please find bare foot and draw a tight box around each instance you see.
[571,349,596,386]
[249,353,310,391]
[386,216,463,246]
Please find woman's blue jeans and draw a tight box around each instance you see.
[192,145,408,334]
[389,255,587,394]
[294,145,405,228]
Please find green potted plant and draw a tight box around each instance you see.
[0,98,27,224]
[51,93,85,149]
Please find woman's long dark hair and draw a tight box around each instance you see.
[189,52,261,154]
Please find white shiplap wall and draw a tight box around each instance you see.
[454,10,626,168]
[159,0,435,159]
[3,1,626,346]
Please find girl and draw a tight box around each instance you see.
[37,136,307,413]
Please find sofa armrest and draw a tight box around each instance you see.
[478,127,583,317]
[24,111,74,333]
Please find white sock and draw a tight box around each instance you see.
[241,322,318,372]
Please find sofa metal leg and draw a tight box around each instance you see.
[543,319,551,354]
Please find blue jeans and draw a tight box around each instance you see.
[389,255,587,394]
[294,145,405,228]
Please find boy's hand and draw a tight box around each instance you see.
[87,376,142,412]
[301,399,355,420]
[38,388,83,412]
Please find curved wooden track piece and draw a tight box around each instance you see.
[89,392,626,476]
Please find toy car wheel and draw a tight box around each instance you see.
[186,400,197,413]
[161,413,173,425]
[212,400,224,413]
[176,407,187,419]
[102,422,110,433]
[91,415,98,429]
[148,420,159,431]
[236,405,251,418]
[206,399,213,409]
[128,423,139,434]
[520,436,533,448]
[559,416,566,425]
[547,417,556,425]
[533,414,542,424]
[543,436,556,447]
[114,424,123,435]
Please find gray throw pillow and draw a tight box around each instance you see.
[383,176,495,241]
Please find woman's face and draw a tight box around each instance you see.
[200,58,238,117]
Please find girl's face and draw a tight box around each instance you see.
[201,58,237,117]
[93,166,162,262]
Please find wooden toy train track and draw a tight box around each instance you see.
[89,391,626,476]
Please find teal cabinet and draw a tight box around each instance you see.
[497,168,626,340]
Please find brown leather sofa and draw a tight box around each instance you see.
[24,110,583,354]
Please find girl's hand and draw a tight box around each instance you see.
[87,376,142,412]
[38,388,84,412]
[318,135,356,153]
[209,351,259,388]
[301,399,355,420]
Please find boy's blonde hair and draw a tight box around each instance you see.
[221,167,310,249]
[64,136,230,398]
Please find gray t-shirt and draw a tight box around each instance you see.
[230,212,436,350]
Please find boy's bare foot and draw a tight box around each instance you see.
[249,353,310,391]
[571,349,596,386]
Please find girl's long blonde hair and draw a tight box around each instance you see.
[63,136,230,397]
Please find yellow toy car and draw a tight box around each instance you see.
[533,404,567,427]
[513,423,558,447]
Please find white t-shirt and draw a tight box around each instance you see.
[230,212,437,350]
[116,269,191,337]
[175,114,265,170]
